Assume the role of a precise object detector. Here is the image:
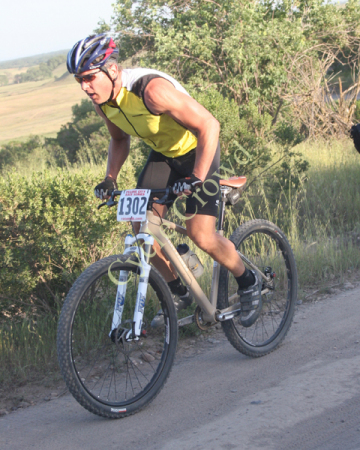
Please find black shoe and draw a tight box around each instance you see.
[238,271,262,327]
[151,288,193,328]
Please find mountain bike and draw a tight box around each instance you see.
[57,176,298,418]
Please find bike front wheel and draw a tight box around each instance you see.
[218,219,298,357]
[57,254,178,419]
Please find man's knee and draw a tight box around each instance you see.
[187,228,214,252]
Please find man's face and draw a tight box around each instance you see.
[75,68,114,104]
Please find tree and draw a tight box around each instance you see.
[13,55,67,83]
[112,0,360,139]
[0,136,44,171]
[53,99,106,163]
[0,74,8,86]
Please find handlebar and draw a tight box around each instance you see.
[97,187,174,210]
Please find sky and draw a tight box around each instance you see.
[0,0,115,62]
[0,0,349,63]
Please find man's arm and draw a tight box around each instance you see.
[143,78,220,182]
[94,104,131,180]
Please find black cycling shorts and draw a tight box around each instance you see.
[137,143,220,217]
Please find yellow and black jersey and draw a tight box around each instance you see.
[100,68,197,158]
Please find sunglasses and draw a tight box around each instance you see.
[74,70,101,84]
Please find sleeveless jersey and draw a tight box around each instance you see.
[100,68,198,158]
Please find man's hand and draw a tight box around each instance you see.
[350,123,360,154]
[94,176,118,199]
[173,174,202,196]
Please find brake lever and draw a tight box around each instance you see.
[97,191,119,210]
[154,187,172,205]
[97,201,107,210]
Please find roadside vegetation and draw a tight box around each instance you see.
[1,0,360,389]
[1,138,360,387]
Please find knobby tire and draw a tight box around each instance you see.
[218,219,298,357]
[57,254,178,419]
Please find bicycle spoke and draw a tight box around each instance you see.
[66,259,174,407]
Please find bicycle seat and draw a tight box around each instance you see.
[219,176,247,188]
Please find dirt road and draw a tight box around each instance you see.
[1,286,360,450]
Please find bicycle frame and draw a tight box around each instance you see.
[140,211,219,323]
[110,186,271,338]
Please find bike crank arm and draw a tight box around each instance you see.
[178,287,272,326]
[217,288,271,321]
[177,315,195,327]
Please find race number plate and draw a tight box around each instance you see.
[117,189,151,222]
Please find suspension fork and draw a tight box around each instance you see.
[110,232,154,340]
[110,234,132,334]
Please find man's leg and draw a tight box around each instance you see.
[186,212,262,327]
[185,213,245,277]
[135,150,181,283]
[140,203,193,327]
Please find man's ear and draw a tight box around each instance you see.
[108,63,118,79]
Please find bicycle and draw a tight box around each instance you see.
[57,176,298,418]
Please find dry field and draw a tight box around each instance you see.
[0,66,30,84]
[0,63,86,143]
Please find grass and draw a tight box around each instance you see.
[1,137,360,387]
[0,63,86,143]
[0,314,59,385]
[292,140,360,291]
[0,66,30,84]
[240,138,360,294]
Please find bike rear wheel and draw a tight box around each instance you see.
[57,254,177,418]
[218,219,297,357]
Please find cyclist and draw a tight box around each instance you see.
[350,123,360,153]
[67,34,262,327]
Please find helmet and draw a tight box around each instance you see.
[67,34,119,75]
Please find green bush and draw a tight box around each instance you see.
[0,164,136,319]
[48,99,105,163]
[353,100,360,123]
[0,136,44,171]
[0,74,8,86]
